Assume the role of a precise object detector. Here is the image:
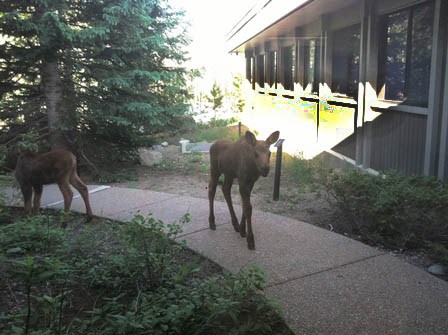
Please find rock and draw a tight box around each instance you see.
[161,141,169,147]
[427,264,447,276]
[138,148,163,167]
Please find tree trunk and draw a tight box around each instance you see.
[41,60,68,149]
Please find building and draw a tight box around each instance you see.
[227,0,448,180]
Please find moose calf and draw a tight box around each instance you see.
[15,149,93,221]
[208,130,280,250]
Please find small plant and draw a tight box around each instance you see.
[0,215,67,255]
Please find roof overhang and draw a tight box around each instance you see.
[227,0,360,54]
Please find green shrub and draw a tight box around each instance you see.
[191,126,239,143]
[1,212,292,335]
[329,170,448,263]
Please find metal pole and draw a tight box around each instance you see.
[238,121,242,137]
[273,139,284,201]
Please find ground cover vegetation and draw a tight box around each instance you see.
[284,157,448,267]
[328,170,448,264]
[0,208,293,335]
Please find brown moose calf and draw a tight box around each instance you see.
[15,149,93,221]
[208,130,280,250]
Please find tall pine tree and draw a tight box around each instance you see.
[0,0,192,163]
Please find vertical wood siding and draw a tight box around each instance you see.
[370,111,427,175]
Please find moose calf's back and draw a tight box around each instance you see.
[15,149,93,220]
[16,150,77,186]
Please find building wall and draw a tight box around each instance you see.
[232,0,447,179]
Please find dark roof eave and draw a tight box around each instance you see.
[227,0,315,54]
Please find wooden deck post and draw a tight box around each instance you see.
[273,139,285,201]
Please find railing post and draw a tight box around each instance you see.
[238,121,242,137]
[273,139,285,201]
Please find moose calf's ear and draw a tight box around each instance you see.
[245,131,257,146]
[266,131,280,145]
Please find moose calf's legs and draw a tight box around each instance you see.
[32,185,43,215]
[239,214,246,237]
[58,180,74,213]
[21,185,33,214]
[239,183,255,250]
[70,173,93,220]
[222,176,240,232]
[208,174,219,230]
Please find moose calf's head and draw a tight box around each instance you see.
[244,130,280,177]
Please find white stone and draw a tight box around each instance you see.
[179,139,190,154]
[138,148,163,167]
[161,141,169,147]
[428,264,447,276]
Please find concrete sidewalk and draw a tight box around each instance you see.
[2,185,448,334]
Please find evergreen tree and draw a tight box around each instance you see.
[206,81,223,112]
[0,0,192,164]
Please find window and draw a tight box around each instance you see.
[281,45,295,91]
[377,1,434,106]
[304,39,320,93]
[332,24,360,98]
[267,51,278,88]
[256,54,265,88]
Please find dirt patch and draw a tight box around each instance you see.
[113,147,333,229]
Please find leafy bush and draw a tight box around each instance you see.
[1,212,292,335]
[329,171,448,263]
